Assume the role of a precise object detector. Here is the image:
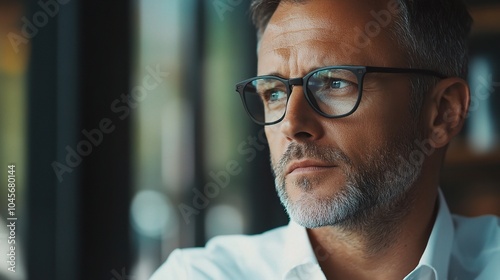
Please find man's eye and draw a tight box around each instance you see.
[330,79,351,89]
[268,90,287,102]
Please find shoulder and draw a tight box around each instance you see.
[204,224,289,261]
[450,214,500,279]
[452,214,500,253]
[149,224,289,280]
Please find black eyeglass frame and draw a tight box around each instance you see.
[235,66,447,126]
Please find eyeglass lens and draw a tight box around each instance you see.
[242,68,360,124]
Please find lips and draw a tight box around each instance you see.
[285,159,336,175]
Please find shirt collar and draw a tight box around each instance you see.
[405,189,455,280]
[281,189,455,280]
[282,220,325,280]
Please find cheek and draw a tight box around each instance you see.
[330,87,413,162]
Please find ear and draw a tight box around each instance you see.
[426,78,470,149]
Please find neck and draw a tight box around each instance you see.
[307,183,438,280]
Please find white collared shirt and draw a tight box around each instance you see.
[150,191,500,280]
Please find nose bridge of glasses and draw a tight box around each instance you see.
[289,77,303,87]
[288,76,319,106]
[285,76,315,113]
[287,77,304,97]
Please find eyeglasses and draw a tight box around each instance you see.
[235,66,446,125]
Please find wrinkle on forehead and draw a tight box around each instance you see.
[259,27,342,55]
[257,0,406,77]
[259,6,347,55]
[258,40,348,77]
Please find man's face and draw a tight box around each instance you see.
[259,0,425,228]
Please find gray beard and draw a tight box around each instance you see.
[272,133,422,231]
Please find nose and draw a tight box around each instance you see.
[278,85,324,142]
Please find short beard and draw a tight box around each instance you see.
[272,129,423,242]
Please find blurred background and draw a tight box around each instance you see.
[0,0,498,279]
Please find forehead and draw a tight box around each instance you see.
[257,0,406,76]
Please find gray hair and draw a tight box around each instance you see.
[250,0,473,115]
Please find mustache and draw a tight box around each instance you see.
[272,142,352,176]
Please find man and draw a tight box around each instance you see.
[151,0,500,279]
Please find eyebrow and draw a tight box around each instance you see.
[260,66,327,79]
[265,72,284,78]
